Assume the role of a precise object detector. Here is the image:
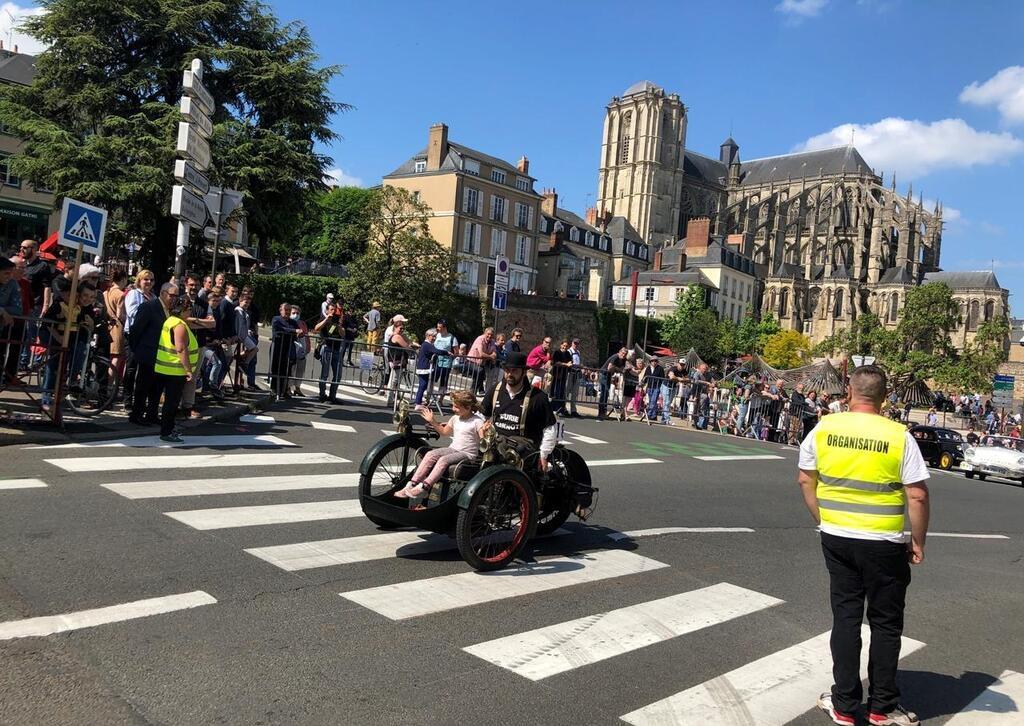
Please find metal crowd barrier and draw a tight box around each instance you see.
[0,312,75,425]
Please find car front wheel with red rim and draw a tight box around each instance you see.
[456,472,536,571]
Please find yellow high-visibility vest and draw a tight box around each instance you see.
[814,411,907,536]
[154,315,199,377]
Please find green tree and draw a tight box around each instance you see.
[302,186,376,264]
[367,185,433,270]
[762,330,811,369]
[0,0,345,275]
[660,286,723,363]
[717,317,738,358]
[934,316,1010,394]
[736,306,781,355]
[812,312,885,358]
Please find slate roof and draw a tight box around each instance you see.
[683,150,728,186]
[737,145,874,186]
[622,80,660,97]
[553,207,600,235]
[605,216,643,243]
[923,270,1003,290]
[878,267,913,285]
[0,51,36,86]
[614,268,715,288]
[385,140,536,186]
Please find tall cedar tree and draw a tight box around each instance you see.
[0,0,345,276]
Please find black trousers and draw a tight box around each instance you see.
[157,374,186,436]
[2,320,24,380]
[130,358,160,422]
[269,343,292,396]
[821,532,911,715]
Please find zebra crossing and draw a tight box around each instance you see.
[28,434,1021,724]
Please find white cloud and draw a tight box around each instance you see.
[775,0,828,18]
[0,3,47,56]
[979,221,1005,235]
[324,168,364,187]
[923,198,961,223]
[959,66,1024,126]
[794,117,1024,179]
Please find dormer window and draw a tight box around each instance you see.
[491,169,506,184]
[569,227,580,242]
[414,160,426,173]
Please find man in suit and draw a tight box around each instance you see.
[128,282,175,424]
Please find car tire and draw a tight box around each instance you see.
[978,473,988,481]
[965,471,975,479]
[939,452,953,470]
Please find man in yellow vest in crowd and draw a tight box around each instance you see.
[154,294,200,444]
[797,365,930,726]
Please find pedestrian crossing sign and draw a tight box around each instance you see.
[58,197,108,257]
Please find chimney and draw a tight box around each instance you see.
[517,156,529,175]
[540,188,557,217]
[678,251,687,273]
[685,217,710,258]
[653,249,663,271]
[587,207,610,232]
[426,123,448,171]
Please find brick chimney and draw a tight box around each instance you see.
[540,188,557,217]
[653,248,663,271]
[517,156,530,175]
[685,217,710,258]
[586,207,611,232]
[678,250,687,272]
[427,123,448,171]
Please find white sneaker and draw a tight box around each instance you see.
[817,693,856,726]
[393,483,417,499]
[405,483,426,498]
[869,705,919,726]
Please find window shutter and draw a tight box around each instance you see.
[463,223,471,252]
[528,206,534,231]
[502,198,509,224]
[475,190,482,215]
[474,223,482,254]
[525,238,532,264]
[463,188,470,213]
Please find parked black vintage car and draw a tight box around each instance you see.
[909,425,964,470]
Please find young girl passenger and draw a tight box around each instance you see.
[396,390,485,499]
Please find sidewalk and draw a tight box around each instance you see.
[0,388,274,446]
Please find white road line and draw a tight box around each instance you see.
[311,421,357,433]
[340,550,669,621]
[103,473,360,500]
[945,670,1024,724]
[620,626,925,725]
[32,435,295,449]
[0,478,48,490]
[464,583,783,681]
[0,591,217,641]
[607,527,755,541]
[693,455,785,461]
[165,499,362,530]
[587,458,663,467]
[915,532,1011,540]
[239,414,275,424]
[380,429,397,436]
[564,432,608,445]
[246,528,572,571]
[46,452,348,473]
[299,383,368,404]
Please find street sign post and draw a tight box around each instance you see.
[172,58,215,279]
[992,374,1014,408]
[492,254,510,311]
[58,197,107,258]
[204,186,244,274]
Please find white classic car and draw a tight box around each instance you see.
[960,435,1024,484]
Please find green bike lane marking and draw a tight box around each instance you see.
[632,439,777,459]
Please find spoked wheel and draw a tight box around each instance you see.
[938,452,953,470]
[456,471,536,571]
[359,436,422,528]
[65,365,120,417]
[535,447,593,535]
[360,364,385,395]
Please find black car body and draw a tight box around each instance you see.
[909,425,964,469]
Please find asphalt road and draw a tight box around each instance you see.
[1,383,1022,726]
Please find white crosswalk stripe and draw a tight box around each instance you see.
[310,421,357,433]
[32,434,295,449]
[563,431,607,445]
[46,452,348,472]
[0,591,217,640]
[340,550,669,620]
[944,670,1024,724]
[246,528,572,571]
[103,473,360,499]
[239,414,275,424]
[620,626,926,725]
[588,458,662,467]
[463,583,783,681]
[165,499,363,530]
[0,478,48,490]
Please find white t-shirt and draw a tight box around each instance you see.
[799,421,929,543]
[449,412,485,457]
[828,401,843,414]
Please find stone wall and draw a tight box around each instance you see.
[495,294,600,366]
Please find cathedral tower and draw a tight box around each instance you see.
[596,81,686,247]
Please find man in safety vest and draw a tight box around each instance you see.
[154,295,200,444]
[797,365,930,726]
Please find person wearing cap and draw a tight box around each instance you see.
[433,318,458,406]
[363,301,382,347]
[321,292,335,319]
[480,351,558,470]
[153,294,200,443]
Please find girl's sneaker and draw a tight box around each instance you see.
[817,693,855,726]
[405,483,427,498]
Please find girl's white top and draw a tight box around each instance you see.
[449,412,486,456]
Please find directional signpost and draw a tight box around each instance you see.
[493,255,510,311]
[992,374,1014,409]
[171,59,214,279]
[205,186,244,273]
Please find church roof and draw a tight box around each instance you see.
[923,270,1003,290]
[878,267,914,285]
[0,50,36,86]
[737,145,873,185]
[683,150,728,186]
[721,136,738,148]
[622,80,661,97]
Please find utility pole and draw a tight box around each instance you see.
[625,270,639,351]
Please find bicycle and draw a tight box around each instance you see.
[63,334,121,416]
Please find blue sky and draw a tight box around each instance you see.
[6,1,1021,310]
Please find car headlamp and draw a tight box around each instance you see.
[1018,457,1024,467]
[964,447,975,459]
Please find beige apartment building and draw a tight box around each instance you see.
[0,48,58,251]
[383,123,541,296]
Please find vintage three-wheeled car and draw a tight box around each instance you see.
[358,402,596,570]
